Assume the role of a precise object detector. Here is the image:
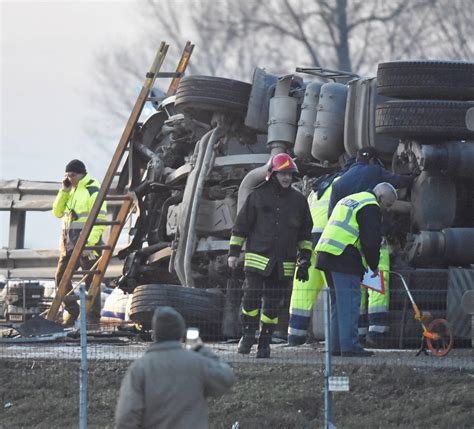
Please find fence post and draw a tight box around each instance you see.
[79,284,88,429]
[323,286,335,429]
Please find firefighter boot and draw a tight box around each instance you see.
[256,323,274,359]
[237,316,257,354]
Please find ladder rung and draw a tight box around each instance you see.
[105,195,131,201]
[84,245,112,251]
[95,220,121,226]
[73,270,101,276]
[64,295,95,302]
[155,72,183,78]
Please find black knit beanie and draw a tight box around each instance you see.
[356,147,378,163]
[65,159,87,174]
[152,306,186,342]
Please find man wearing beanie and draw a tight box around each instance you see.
[52,159,107,326]
[115,307,235,429]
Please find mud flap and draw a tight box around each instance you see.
[447,268,474,340]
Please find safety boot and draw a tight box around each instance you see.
[238,334,256,354]
[61,316,77,328]
[61,306,79,328]
[256,323,274,358]
[237,315,257,354]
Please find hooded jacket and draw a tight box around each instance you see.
[115,342,235,429]
[52,174,107,255]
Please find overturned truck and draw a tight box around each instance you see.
[115,60,474,346]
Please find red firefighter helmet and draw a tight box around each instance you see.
[266,153,299,181]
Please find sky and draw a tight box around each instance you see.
[1,0,142,247]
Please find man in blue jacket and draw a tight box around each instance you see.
[328,147,413,216]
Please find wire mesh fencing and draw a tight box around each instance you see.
[0,280,473,428]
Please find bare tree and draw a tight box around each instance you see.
[427,0,473,60]
[87,0,474,158]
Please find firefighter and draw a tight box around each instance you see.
[228,153,313,358]
[287,158,356,346]
[52,159,107,327]
[315,182,397,357]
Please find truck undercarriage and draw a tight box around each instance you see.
[113,61,474,346]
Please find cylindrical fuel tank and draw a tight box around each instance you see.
[267,76,298,148]
[312,82,347,163]
[411,172,456,230]
[414,140,474,178]
[406,228,474,266]
[344,77,398,161]
[294,82,322,160]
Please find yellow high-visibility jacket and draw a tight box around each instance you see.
[315,191,379,270]
[52,174,107,255]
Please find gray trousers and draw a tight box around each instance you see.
[54,253,101,321]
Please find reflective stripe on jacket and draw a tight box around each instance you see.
[229,180,313,278]
[315,191,379,269]
[52,174,107,255]
[309,176,339,234]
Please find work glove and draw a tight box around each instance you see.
[82,250,96,261]
[295,260,309,282]
[227,256,238,270]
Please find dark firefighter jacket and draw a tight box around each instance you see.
[229,180,313,279]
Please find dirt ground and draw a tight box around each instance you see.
[0,358,473,429]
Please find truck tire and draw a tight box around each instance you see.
[375,100,474,140]
[377,61,474,100]
[175,76,252,122]
[129,284,224,332]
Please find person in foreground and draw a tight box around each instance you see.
[115,307,235,429]
[315,182,398,357]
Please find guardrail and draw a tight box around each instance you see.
[0,248,123,279]
[0,179,125,280]
[0,179,60,249]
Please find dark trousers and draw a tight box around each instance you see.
[241,268,291,326]
[54,253,101,321]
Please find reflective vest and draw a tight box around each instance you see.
[308,177,339,234]
[378,243,390,272]
[52,174,107,255]
[315,191,379,268]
